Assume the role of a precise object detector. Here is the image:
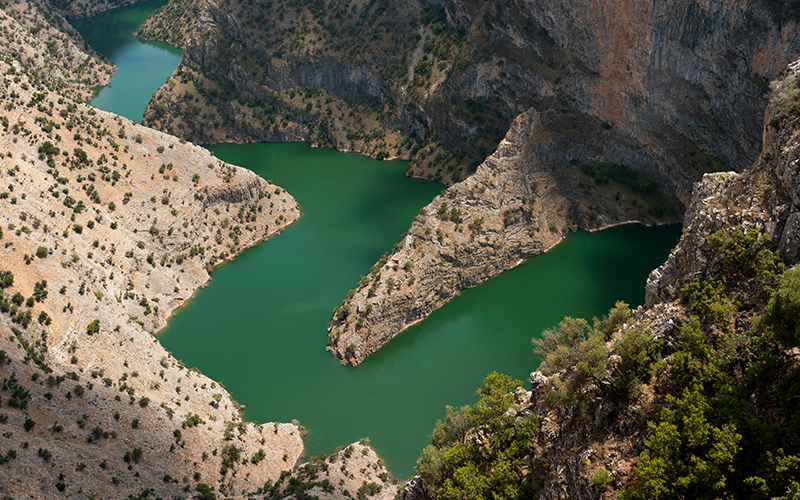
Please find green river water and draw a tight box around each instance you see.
[70,0,183,122]
[73,5,681,479]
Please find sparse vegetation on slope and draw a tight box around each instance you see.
[0,48,306,497]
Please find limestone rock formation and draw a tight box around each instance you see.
[139,0,800,201]
[327,107,673,365]
[646,60,800,306]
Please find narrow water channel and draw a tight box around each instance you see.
[70,0,182,122]
[72,6,681,479]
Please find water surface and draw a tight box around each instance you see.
[71,0,183,121]
[73,2,681,478]
[158,143,680,478]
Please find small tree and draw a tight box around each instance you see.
[86,320,100,335]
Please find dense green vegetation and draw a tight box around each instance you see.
[416,372,538,499]
[416,228,800,498]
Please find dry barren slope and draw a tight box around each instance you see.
[0,55,309,498]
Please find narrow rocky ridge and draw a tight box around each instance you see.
[327,107,674,365]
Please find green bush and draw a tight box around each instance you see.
[681,277,738,327]
[533,316,607,405]
[764,267,800,347]
[86,319,100,335]
[416,373,535,499]
[708,229,784,280]
[621,384,742,500]
[610,324,663,403]
[592,468,613,488]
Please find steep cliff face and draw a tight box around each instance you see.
[134,0,800,367]
[140,0,799,200]
[407,61,800,500]
[646,58,800,305]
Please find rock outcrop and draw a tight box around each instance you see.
[646,60,800,305]
[328,107,676,365]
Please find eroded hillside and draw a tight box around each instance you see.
[0,52,309,497]
[0,0,114,101]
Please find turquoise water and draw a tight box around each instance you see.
[71,0,183,121]
[72,3,681,479]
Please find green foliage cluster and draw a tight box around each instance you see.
[533,301,660,405]
[770,74,800,120]
[681,277,738,327]
[708,229,785,280]
[623,265,800,499]
[416,372,538,499]
[682,229,786,327]
[763,267,800,347]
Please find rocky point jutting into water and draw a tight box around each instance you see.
[327,107,676,365]
[0,0,114,101]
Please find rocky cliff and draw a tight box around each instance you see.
[328,107,675,365]
[406,61,800,499]
[139,0,799,201]
[646,58,800,306]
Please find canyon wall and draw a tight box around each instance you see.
[406,59,800,500]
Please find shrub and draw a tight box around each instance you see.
[592,468,613,488]
[681,277,738,327]
[35,246,48,258]
[86,319,100,335]
[533,317,607,405]
[357,482,381,499]
[764,267,800,347]
[769,74,800,119]
[621,384,741,500]
[610,324,663,403]
[416,372,534,498]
